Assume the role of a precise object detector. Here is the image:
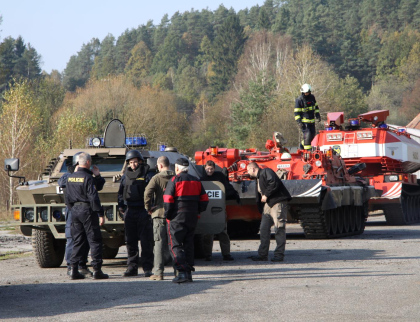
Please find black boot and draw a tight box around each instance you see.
[123,268,138,277]
[186,271,193,282]
[70,267,85,280]
[172,271,188,283]
[93,269,109,279]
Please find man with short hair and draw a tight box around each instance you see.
[201,160,234,261]
[246,162,291,262]
[59,152,105,277]
[164,158,209,283]
[144,156,175,281]
[118,150,154,277]
[66,152,108,279]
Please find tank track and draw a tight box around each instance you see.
[299,204,367,239]
[383,193,420,225]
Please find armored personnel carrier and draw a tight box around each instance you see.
[4,119,226,268]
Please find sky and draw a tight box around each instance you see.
[0,0,265,74]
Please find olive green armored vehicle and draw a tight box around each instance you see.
[4,119,226,268]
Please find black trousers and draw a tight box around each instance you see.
[124,207,154,271]
[70,206,103,270]
[300,123,316,150]
[167,212,198,272]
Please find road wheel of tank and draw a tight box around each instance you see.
[343,207,350,233]
[330,208,338,236]
[324,210,331,236]
[32,229,65,268]
[102,244,120,259]
[348,206,356,233]
[337,207,344,234]
[354,205,367,235]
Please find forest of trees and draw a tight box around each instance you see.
[1,0,420,208]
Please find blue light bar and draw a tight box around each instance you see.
[325,127,333,131]
[350,119,360,126]
[159,144,166,151]
[126,136,147,147]
[379,123,387,129]
[398,128,406,133]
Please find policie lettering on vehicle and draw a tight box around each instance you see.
[294,83,321,150]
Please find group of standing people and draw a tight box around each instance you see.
[58,83,315,283]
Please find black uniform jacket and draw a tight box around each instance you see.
[163,172,209,220]
[66,167,102,212]
[256,168,291,212]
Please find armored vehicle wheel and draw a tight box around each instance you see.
[102,244,120,259]
[32,229,65,268]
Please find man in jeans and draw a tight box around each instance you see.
[144,156,174,280]
[246,162,291,262]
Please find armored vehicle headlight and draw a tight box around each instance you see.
[41,209,48,222]
[53,210,64,221]
[25,209,34,222]
[105,208,113,220]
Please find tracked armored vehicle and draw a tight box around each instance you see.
[315,110,420,225]
[5,119,226,268]
[195,133,377,239]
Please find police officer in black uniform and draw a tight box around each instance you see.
[294,83,321,150]
[59,152,106,277]
[66,152,108,280]
[118,150,154,277]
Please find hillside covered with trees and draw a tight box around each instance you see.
[1,0,420,208]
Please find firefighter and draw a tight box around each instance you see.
[164,158,209,283]
[295,83,321,150]
[118,150,154,277]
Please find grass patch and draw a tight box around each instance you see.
[0,251,31,261]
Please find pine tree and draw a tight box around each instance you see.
[210,15,246,96]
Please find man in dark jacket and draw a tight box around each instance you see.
[58,152,105,277]
[247,162,291,262]
[201,160,235,261]
[144,155,174,281]
[66,152,108,279]
[118,150,153,277]
[164,158,209,283]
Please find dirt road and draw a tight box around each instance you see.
[1,216,420,321]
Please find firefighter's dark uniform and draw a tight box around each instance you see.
[66,168,104,271]
[294,93,320,150]
[163,164,209,280]
[118,163,154,274]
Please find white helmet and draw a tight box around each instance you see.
[300,83,312,93]
[280,152,292,160]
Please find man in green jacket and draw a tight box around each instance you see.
[144,156,175,280]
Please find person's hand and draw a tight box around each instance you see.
[298,122,304,130]
[92,165,100,176]
[261,195,267,202]
[99,216,105,226]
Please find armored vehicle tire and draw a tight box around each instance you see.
[102,244,120,259]
[299,204,367,239]
[32,229,65,268]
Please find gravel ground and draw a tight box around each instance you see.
[1,216,420,321]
